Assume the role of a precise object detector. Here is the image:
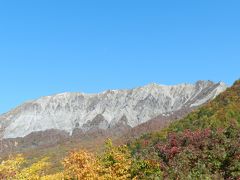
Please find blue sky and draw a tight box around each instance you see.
[0,0,239,114]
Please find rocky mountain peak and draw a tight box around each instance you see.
[0,81,227,139]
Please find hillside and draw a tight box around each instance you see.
[131,79,240,144]
[1,80,239,179]
[167,79,240,132]
[129,79,240,179]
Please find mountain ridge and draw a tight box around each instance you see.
[0,80,227,139]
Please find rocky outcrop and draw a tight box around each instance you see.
[0,81,227,139]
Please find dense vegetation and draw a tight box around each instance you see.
[0,80,240,179]
[0,140,161,179]
[130,80,240,179]
[130,125,240,179]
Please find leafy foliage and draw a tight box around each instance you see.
[41,173,64,180]
[0,155,51,180]
[100,139,132,179]
[129,79,240,179]
[61,140,162,179]
[156,126,240,179]
[16,157,50,180]
[62,150,100,179]
[0,154,24,179]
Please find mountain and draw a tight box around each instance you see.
[0,81,227,140]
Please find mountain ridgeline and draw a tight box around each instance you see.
[0,81,226,139]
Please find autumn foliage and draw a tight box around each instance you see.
[0,154,51,180]
[0,140,162,179]
[62,150,100,179]
[156,126,240,179]
[0,80,240,179]
[0,130,239,180]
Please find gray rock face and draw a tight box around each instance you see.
[82,114,109,132]
[0,81,227,139]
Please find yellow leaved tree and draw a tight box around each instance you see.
[0,154,24,179]
[61,140,133,180]
[0,139,162,180]
[62,150,101,180]
[0,154,55,180]
[100,139,132,180]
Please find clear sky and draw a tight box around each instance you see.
[0,0,239,114]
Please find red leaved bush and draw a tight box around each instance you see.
[155,128,211,162]
[154,126,240,179]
